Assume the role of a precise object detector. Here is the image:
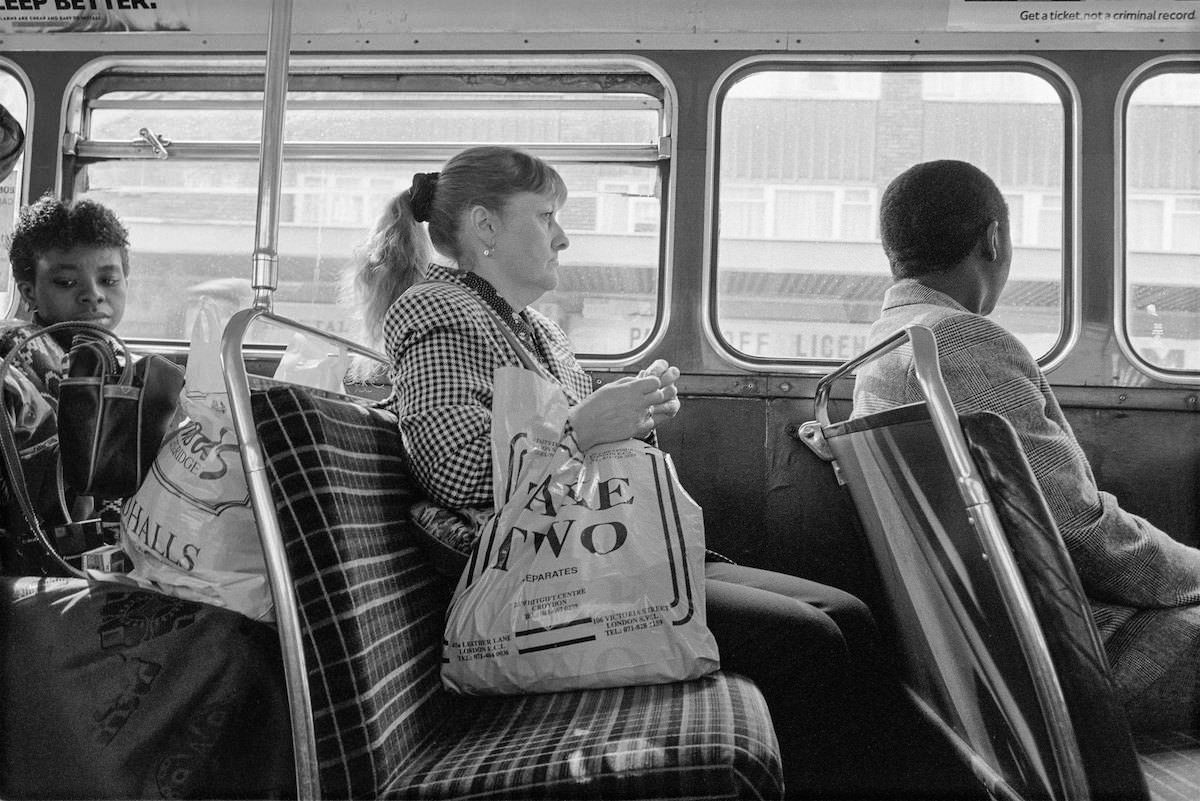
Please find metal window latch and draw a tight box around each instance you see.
[137,128,171,159]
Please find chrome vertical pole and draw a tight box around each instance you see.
[251,0,293,312]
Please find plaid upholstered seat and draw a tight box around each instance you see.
[251,384,783,800]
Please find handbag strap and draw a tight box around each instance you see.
[0,331,86,579]
[0,321,131,579]
[56,321,132,382]
[21,320,128,352]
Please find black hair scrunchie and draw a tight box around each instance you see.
[410,171,439,223]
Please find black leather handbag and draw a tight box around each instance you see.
[0,322,184,576]
[55,323,185,498]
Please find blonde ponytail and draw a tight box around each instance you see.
[345,190,430,350]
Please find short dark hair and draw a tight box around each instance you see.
[6,194,130,283]
[879,160,1008,279]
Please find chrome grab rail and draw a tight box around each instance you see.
[221,306,389,801]
[250,0,293,312]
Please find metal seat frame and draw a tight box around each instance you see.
[800,323,1142,801]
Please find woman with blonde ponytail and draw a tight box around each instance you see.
[373,144,902,797]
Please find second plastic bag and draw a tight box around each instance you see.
[442,366,719,695]
[272,332,349,394]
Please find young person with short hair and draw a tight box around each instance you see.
[855,159,1200,730]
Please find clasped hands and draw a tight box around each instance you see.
[568,359,681,452]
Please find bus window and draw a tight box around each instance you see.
[1122,68,1200,374]
[66,59,669,352]
[713,65,1067,365]
[0,61,28,307]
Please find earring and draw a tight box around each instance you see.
[483,247,493,257]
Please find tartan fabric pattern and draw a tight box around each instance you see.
[252,386,448,798]
[381,264,593,510]
[396,673,782,800]
[252,385,783,800]
[853,281,1200,695]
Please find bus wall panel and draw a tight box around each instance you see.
[764,397,884,608]
[656,396,884,609]
[1064,405,1200,550]
[659,396,1200,614]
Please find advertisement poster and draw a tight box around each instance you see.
[0,0,200,32]
[948,0,1200,31]
[0,0,418,34]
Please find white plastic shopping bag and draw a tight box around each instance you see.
[272,332,349,394]
[119,302,273,621]
[441,366,719,695]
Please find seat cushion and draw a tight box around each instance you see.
[388,671,782,800]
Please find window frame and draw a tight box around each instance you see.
[704,53,1081,375]
[1114,55,1200,384]
[58,54,678,365]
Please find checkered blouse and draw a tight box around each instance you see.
[853,282,1200,693]
[382,264,593,510]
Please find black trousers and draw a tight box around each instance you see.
[704,560,886,799]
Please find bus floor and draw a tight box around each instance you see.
[1136,730,1200,801]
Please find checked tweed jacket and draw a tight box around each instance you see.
[854,280,1200,698]
[382,264,593,511]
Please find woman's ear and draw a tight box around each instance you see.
[467,204,497,247]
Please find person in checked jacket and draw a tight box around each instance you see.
[853,159,1200,731]
[347,145,923,797]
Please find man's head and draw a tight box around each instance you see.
[880,159,1009,279]
[7,194,129,329]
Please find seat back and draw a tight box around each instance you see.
[808,324,1147,801]
[222,309,453,800]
